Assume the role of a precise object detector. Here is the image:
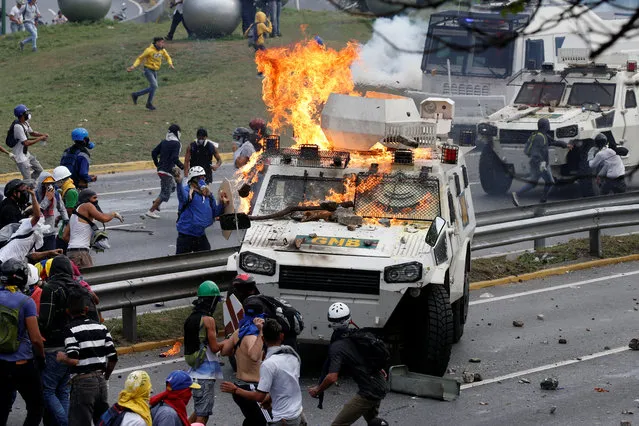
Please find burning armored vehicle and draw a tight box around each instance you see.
[225,93,475,376]
[477,48,637,195]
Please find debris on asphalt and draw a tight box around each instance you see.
[479,402,489,406]
[621,422,632,426]
[604,346,611,350]
[541,340,549,345]
[469,358,481,363]
[550,406,557,414]
[558,338,567,344]
[518,378,531,384]
[462,372,475,383]
[540,377,559,390]
[479,292,494,299]
[474,373,483,382]
[537,314,545,321]
[594,387,609,393]
[622,410,634,415]
[347,225,357,231]
[446,367,456,375]
[629,339,639,350]
[586,328,591,332]
[513,320,524,327]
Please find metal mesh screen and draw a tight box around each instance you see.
[354,172,441,221]
[263,147,350,169]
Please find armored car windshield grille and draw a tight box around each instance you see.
[354,172,441,221]
[279,265,381,295]
[264,147,351,169]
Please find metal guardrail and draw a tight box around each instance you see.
[89,192,639,342]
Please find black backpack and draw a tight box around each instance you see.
[244,295,304,336]
[98,403,128,426]
[347,329,391,371]
[247,23,258,47]
[6,120,20,148]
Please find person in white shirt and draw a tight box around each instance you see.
[166,0,193,40]
[221,319,306,426]
[588,133,626,195]
[11,104,47,181]
[9,0,25,33]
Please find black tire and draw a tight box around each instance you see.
[452,265,470,343]
[402,285,454,376]
[479,146,512,195]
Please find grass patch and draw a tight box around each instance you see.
[0,10,372,171]
[470,234,639,282]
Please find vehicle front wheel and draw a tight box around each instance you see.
[401,285,454,376]
[479,146,513,195]
[452,267,470,343]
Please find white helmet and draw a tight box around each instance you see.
[187,166,206,183]
[52,166,72,182]
[26,264,39,287]
[328,302,351,327]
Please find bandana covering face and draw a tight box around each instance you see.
[150,388,192,426]
[118,370,152,426]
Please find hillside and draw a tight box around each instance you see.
[0,10,372,171]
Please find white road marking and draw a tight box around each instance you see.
[470,269,639,306]
[100,180,222,196]
[461,346,629,390]
[113,357,185,375]
[127,0,144,17]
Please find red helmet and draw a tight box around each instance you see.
[232,273,256,289]
[249,118,266,132]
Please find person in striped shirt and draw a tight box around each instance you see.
[56,290,118,426]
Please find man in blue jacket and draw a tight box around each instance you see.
[175,166,228,254]
[146,124,184,219]
[59,128,96,190]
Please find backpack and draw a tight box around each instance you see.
[347,329,391,371]
[524,131,546,157]
[0,296,28,353]
[98,403,128,426]
[74,210,110,252]
[60,148,79,180]
[247,23,258,47]
[6,120,20,148]
[245,295,305,336]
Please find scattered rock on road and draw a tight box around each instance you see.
[540,377,559,390]
[537,314,545,321]
[479,292,494,299]
[622,410,634,415]
[550,406,557,414]
[469,358,481,363]
[620,421,632,426]
[474,373,483,382]
[513,320,524,327]
[462,372,475,383]
[604,346,611,350]
[518,378,531,384]
[629,339,639,350]
[558,338,567,344]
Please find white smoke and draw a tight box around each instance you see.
[351,15,428,90]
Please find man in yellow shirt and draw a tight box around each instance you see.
[127,37,175,111]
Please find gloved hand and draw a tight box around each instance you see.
[112,212,124,223]
[539,161,547,172]
[8,153,15,161]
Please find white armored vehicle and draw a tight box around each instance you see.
[224,93,476,376]
[477,48,638,195]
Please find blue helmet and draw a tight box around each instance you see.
[13,104,29,118]
[71,127,89,142]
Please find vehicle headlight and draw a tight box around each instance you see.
[477,122,497,137]
[556,125,578,138]
[384,262,423,283]
[240,252,276,276]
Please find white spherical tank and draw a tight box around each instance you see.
[183,0,242,38]
[58,0,111,21]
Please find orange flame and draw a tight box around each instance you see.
[159,341,182,358]
[256,37,360,149]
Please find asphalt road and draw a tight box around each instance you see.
[9,261,639,425]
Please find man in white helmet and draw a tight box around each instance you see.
[175,166,229,254]
[309,302,389,426]
[52,165,78,251]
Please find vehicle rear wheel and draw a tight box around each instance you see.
[401,285,454,376]
[479,146,512,195]
[452,267,470,343]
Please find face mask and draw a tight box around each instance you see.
[87,141,95,150]
[26,113,31,121]
[91,200,103,213]
[196,139,204,146]
[18,190,29,205]
[198,179,206,187]
[176,131,181,141]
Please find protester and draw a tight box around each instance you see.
[19,0,40,52]
[9,0,25,33]
[232,127,256,169]
[60,127,97,190]
[0,258,45,426]
[249,117,269,146]
[166,0,192,40]
[36,172,69,251]
[63,189,124,269]
[52,10,67,24]
[52,166,78,251]
[9,103,48,180]
[221,319,306,426]
[244,11,272,76]
[0,179,28,228]
[146,124,183,219]
[56,290,118,426]
[589,132,627,195]
[183,128,222,185]
[26,263,43,312]
[309,303,389,426]
[221,305,270,425]
[150,370,200,426]
[101,370,153,426]
[127,37,175,111]
[175,166,228,254]
[240,0,256,33]
[266,0,282,37]
[184,281,225,425]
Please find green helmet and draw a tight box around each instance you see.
[197,281,220,297]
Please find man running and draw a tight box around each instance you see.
[127,37,175,111]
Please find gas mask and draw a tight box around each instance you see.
[196,139,205,146]
[17,190,29,205]
[25,113,32,121]
[198,178,206,188]
[84,137,95,150]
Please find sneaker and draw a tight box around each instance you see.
[32,47,37,52]
[145,210,160,219]
[19,41,24,51]
[155,302,165,307]
[131,93,138,105]
[511,192,520,207]
[146,104,156,111]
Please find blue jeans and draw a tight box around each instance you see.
[267,1,281,35]
[42,351,70,426]
[133,68,158,106]
[11,22,25,33]
[22,22,37,49]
